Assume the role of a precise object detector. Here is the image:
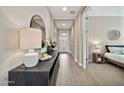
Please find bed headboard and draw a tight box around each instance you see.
[106,45,124,52]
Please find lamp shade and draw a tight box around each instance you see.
[20,28,42,49]
[95,44,102,49]
[94,44,102,53]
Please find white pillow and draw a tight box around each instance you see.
[108,47,122,54]
[121,48,124,55]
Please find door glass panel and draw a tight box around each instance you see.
[59,32,69,52]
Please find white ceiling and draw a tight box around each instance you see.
[55,20,73,29]
[48,6,82,19]
[48,6,84,30]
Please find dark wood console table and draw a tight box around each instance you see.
[8,51,59,86]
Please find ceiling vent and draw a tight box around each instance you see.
[70,10,75,15]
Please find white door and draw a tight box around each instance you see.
[59,32,69,52]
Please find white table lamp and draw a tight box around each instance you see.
[20,28,42,67]
[95,44,102,53]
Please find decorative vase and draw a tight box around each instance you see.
[47,46,53,55]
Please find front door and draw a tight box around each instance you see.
[59,32,69,52]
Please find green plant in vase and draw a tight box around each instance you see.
[46,38,57,55]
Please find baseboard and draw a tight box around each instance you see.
[83,66,87,69]
[79,63,83,67]
[75,59,83,67]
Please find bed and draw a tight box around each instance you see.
[104,45,124,68]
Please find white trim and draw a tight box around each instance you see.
[79,63,83,67]
[81,7,90,70]
[75,59,83,67]
[83,65,87,69]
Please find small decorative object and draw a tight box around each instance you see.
[107,30,120,40]
[20,28,42,67]
[47,46,53,55]
[46,38,57,55]
[39,53,52,61]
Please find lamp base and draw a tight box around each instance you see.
[23,50,39,67]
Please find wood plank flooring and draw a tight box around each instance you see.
[56,53,124,86]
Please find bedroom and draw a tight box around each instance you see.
[86,6,124,85]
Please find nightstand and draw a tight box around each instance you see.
[93,52,105,63]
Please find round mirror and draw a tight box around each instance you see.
[30,15,46,47]
[107,30,120,40]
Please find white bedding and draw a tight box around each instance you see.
[104,53,124,64]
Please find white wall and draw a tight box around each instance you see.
[76,13,83,66]
[74,18,78,62]
[69,24,75,57]
[0,7,53,39]
[0,6,54,85]
[69,7,88,69]
[89,16,124,61]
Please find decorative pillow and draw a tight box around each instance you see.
[121,48,124,55]
[108,47,122,54]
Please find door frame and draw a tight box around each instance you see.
[81,6,90,69]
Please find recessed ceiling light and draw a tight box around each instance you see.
[62,7,67,11]
[62,24,65,26]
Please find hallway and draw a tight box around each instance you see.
[56,53,124,86]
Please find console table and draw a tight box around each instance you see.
[8,51,59,86]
